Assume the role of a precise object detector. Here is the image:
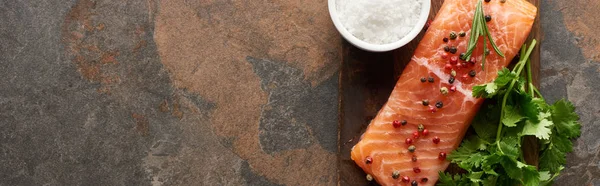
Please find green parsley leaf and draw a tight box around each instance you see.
[551,99,582,138]
[539,136,572,173]
[521,118,553,140]
[502,105,525,127]
[522,165,541,186]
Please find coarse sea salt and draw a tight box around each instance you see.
[337,0,422,45]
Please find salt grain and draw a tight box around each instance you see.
[337,0,422,45]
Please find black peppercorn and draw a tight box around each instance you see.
[422,100,429,106]
[428,77,434,83]
[408,145,416,152]
[459,32,466,37]
[485,15,492,22]
[444,46,450,52]
[469,70,476,77]
[448,76,455,84]
[449,46,457,54]
[435,101,443,108]
[443,37,448,42]
[459,53,465,60]
[401,120,408,126]
[412,180,418,186]
[412,156,417,162]
[485,0,491,2]
[420,77,426,82]
[421,178,428,183]
[392,171,400,179]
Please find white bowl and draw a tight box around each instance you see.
[328,0,431,52]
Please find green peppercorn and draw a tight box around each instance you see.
[459,32,466,37]
[451,70,457,77]
[440,87,449,95]
[449,32,457,40]
[392,171,400,179]
[420,77,426,82]
[366,174,373,181]
[418,124,425,132]
[408,145,416,152]
[469,70,476,77]
[485,15,492,22]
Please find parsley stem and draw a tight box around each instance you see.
[526,58,534,95]
[496,40,537,152]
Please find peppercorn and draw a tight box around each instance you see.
[485,15,492,22]
[413,167,421,173]
[440,87,449,95]
[428,77,434,83]
[470,57,476,64]
[443,37,448,42]
[428,106,437,113]
[459,32,466,37]
[411,156,418,162]
[459,53,465,60]
[392,170,400,179]
[435,101,443,108]
[392,120,401,128]
[366,174,373,181]
[413,131,420,139]
[418,124,424,132]
[448,76,455,84]
[485,0,491,2]
[449,46,457,54]
[422,100,429,106]
[451,70,457,77]
[433,136,440,144]
[401,120,408,126]
[450,56,458,64]
[439,152,447,160]
[450,86,456,92]
[421,178,429,183]
[422,129,429,136]
[365,156,373,164]
[449,32,457,40]
[485,48,490,55]
[420,77,426,82]
[441,52,449,59]
[405,138,413,145]
[402,176,410,183]
[444,63,452,70]
[443,46,450,52]
[469,70,476,77]
[412,180,418,186]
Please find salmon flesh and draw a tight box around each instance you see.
[350,0,537,185]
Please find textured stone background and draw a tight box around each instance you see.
[0,0,597,185]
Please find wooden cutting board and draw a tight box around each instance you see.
[337,0,540,185]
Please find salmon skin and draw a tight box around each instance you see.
[350,0,537,185]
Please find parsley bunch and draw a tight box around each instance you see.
[438,40,581,186]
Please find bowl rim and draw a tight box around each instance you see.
[328,0,431,52]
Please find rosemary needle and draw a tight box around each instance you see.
[461,0,505,69]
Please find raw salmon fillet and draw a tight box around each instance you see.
[350,0,537,185]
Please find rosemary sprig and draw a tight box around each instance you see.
[461,0,505,69]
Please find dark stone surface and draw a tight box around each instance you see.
[0,0,598,185]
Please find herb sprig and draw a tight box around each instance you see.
[462,0,505,69]
[438,40,581,186]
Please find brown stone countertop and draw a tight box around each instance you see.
[0,0,598,185]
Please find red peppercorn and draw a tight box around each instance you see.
[441,52,448,59]
[433,136,440,144]
[392,120,401,128]
[402,176,410,182]
[469,57,476,64]
[444,63,452,70]
[439,152,447,160]
[366,156,373,164]
[450,56,458,64]
[422,129,429,136]
[413,167,421,173]
[450,86,456,92]
[405,138,413,145]
[428,105,437,113]
[412,131,420,139]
